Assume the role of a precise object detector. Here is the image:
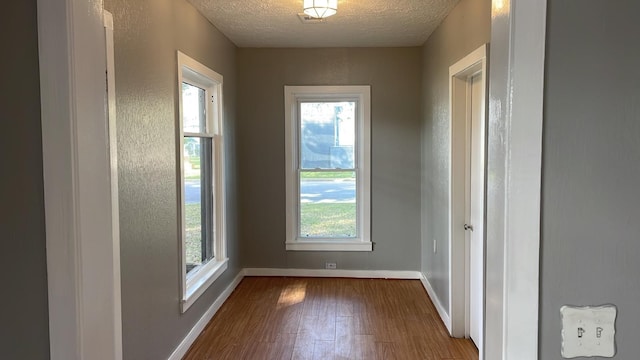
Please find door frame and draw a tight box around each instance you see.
[484,1,547,359]
[37,1,122,358]
[104,10,124,358]
[449,44,487,351]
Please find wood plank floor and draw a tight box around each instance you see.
[184,277,478,360]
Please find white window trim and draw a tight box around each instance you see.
[177,51,228,312]
[284,85,372,252]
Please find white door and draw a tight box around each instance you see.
[468,72,485,347]
[449,44,486,350]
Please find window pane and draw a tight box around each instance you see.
[184,137,213,274]
[299,170,356,238]
[182,83,206,133]
[300,102,355,169]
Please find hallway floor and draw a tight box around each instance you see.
[184,277,478,359]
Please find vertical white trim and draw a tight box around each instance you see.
[448,45,487,345]
[485,0,546,359]
[104,10,124,359]
[38,0,122,359]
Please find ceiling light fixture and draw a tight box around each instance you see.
[303,0,338,19]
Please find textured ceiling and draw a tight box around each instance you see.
[187,0,459,48]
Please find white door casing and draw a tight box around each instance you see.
[37,1,123,358]
[449,45,487,354]
[484,0,546,359]
[104,10,124,359]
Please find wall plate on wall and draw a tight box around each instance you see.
[560,304,617,358]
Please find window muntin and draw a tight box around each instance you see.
[285,86,371,252]
[178,51,227,312]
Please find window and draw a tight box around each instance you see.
[177,52,227,312]
[284,86,371,251]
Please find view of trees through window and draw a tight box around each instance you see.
[299,101,357,238]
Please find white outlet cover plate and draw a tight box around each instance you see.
[561,304,617,358]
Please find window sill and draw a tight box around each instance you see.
[286,240,372,252]
[182,258,228,313]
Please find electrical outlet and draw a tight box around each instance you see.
[325,262,337,270]
[433,239,437,253]
[561,305,617,358]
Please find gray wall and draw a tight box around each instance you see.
[420,0,491,314]
[237,48,423,271]
[540,1,640,358]
[102,0,240,358]
[0,1,50,359]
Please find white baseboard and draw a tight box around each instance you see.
[168,271,244,360]
[419,273,452,333]
[243,268,422,279]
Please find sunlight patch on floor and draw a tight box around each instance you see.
[277,283,307,309]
